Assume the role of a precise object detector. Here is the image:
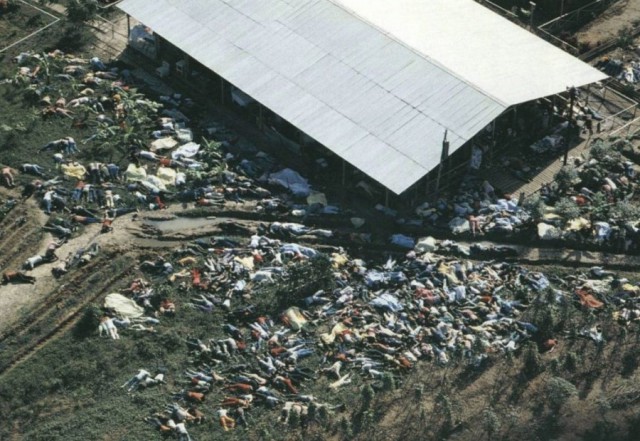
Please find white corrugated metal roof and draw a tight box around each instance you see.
[119,0,607,194]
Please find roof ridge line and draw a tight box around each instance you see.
[325,0,510,107]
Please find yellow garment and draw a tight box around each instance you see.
[622,283,640,294]
[566,217,590,232]
[61,163,87,180]
[320,323,347,345]
[150,137,178,152]
[307,192,327,206]
[542,213,563,221]
[156,167,177,187]
[234,256,254,270]
[125,163,147,182]
[331,253,348,269]
[284,307,307,330]
[437,262,459,285]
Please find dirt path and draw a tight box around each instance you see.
[0,194,147,333]
[577,0,640,45]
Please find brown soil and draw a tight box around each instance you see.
[576,0,640,46]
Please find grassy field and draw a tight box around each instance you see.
[0,1,59,53]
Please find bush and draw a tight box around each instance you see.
[555,197,581,220]
[66,0,99,23]
[555,166,579,191]
[590,139,615,161]
[563,351,581,373]
[544,377,577,412]
[483,408,501,439]
[524,194,547,220]
[522,341,544,378]
[617,27,634,49]
[610,201,640,222]
[73,305,102,338]
[361,385,375,410]
[381,372,396,392]
[252,255,335,314]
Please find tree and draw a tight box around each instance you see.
[522,341,544,378]
[434,392,455,435]
[544,377,577,413]
[39,0,99,24]
[482,408,501,440]
[73,305,102,338]
[381,372,396,392]
[361,385,375,410]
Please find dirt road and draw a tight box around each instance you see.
[577,0,640,45]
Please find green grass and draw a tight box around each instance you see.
[0,1,58,52]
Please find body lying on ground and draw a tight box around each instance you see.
[2,271,36,285]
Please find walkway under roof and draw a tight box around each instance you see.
[119,0,607,194]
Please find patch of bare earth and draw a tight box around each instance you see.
[577,0,640,46]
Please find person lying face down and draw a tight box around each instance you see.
[2,270,36,285]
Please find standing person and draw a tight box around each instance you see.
[584,117,593,137]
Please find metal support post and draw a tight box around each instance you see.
[529,2,536,31]
[435,130,449,193]
[564,86,577,166]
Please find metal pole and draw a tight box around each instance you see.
[220,78,225,104]
[560,0,565,16]
[529,2,536,31]
[435,130,449,193]
[585,84,590,107]
[126,15,130,40]
[490,120,496,161]
[564,87,576,165]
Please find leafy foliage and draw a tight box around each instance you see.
[524,194,547,220]
[252,255,335,314]
[555,197,581,221]
[72,304,101,338]
[610,201,640,221]
[543,377,577,412]
[554,166,579,192]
